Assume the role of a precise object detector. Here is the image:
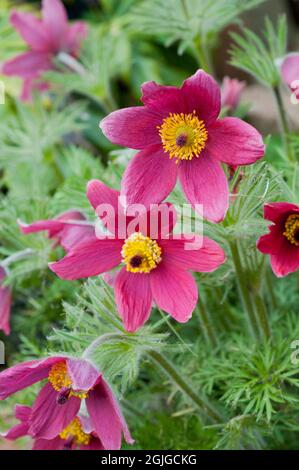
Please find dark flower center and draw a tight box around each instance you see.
[130,255,143,268]
[176,133,188,147]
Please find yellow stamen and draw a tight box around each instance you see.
[158,111,208,162]
[283,214,299,246]
[48,362,88,399]
[59,417,91,446]
[121,232,162,273]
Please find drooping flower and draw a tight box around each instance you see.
[49,180,226,332]
[0,356,133,450]
[1,0,87,101]
[100,70,265,223]
[19,210,95,253]
[2,405,104,450]
[221,76,246,112]
[0,266,12,336]
[257,202,299,277]
[281,53,299,100]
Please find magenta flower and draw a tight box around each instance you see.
[257,202,299,277]
[0,267,12,336]
[0,356,133,450]
[2,405,105,450]
[19,210,94,253]
[100,70,264,223]
[49,180,226,332]
[1,0,87,101]
[281,54,299,100]
[221,76,246,112]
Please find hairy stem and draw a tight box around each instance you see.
[196,302,218,348]
[148,350,223,423]
[1,248,36,268]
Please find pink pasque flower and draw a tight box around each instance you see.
[281,54,299,100]
[100,70,265,223]
[0,356,133,450]
[2,405,105,450]
[257,202,299,277]
[19,210,95,253]
[1,0,87,101]
[221,76,246,112]
[0,267,12,336]
[49,179,226,332]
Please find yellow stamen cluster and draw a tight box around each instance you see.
[59,417,91,447]
[158,111,208,162]
[48,362,88,399]
[283,214,299,246]
[121,232,162,273]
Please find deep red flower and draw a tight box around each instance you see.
[257,202,299,277]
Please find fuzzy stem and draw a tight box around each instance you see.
[1,248,35,268]
[57,52,87,77]
[273,85,295,164]
[82,333,124,359]
[193,37,214,75]
[195,302,218,348]
[148,350,222,423]
[229,241,260,341]
[252,292,271,340]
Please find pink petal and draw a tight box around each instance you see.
[121,144,178,209]
[257,226,286,255]
[66,358,100,392]
[0,267,12,336]
[29,382,80,439]
[2,51,52,79]
[0,357,62,400]
[179,152,229,223]
[100,107,161,149]
[84,438,105,450]
[181,70,221,126]
[64,22,88,56]
[281,54,299,89]
[15,404,31,423]
[270,243,299,278]
[86,179,120,213]
[33,436,64,450]
[141,81,187,115]
[42,0,68,51]
[207,117,265,166]
[114,267,152,332]
[221,77,246,111]
[49,238,123,280]
[263,202,299,223]
[86,379,133,450]
[160,236,226,272]
[2,422,29,440]
[10,10,51,51]
[59,225,95,252]
[150,263,198,322]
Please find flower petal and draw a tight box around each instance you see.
[66,358,100,392]
[141,81,186,115]
[86,179,120,213]
[0,267,12,336]
[114,267,152,332]
[29,383,80,439]
[65,22,88,56]
[100,107,161,149]
[0,357,62,400]
[179,152,229,223]
[281,54,299,89]
[42,0,68,50]
[49,238,123,280]
[86,379,133,450]
[181,70,221,126]
[10,10,50,51]
[150,263,198,322]
[2,51,52,79]
[207,117,265,166]
[121,144,178,209]
[33,436,64,450]
[160,236,226,272]
[257,226,285,255]
[263,202,299,223]
[270,243,299,277]
[2,422,29,441]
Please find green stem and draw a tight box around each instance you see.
[193,37,214,75]
[195,302,218,348]
[273,85,295,164]
[148,350,222,423]
[229,241,260,341]
[252,292,271,340]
